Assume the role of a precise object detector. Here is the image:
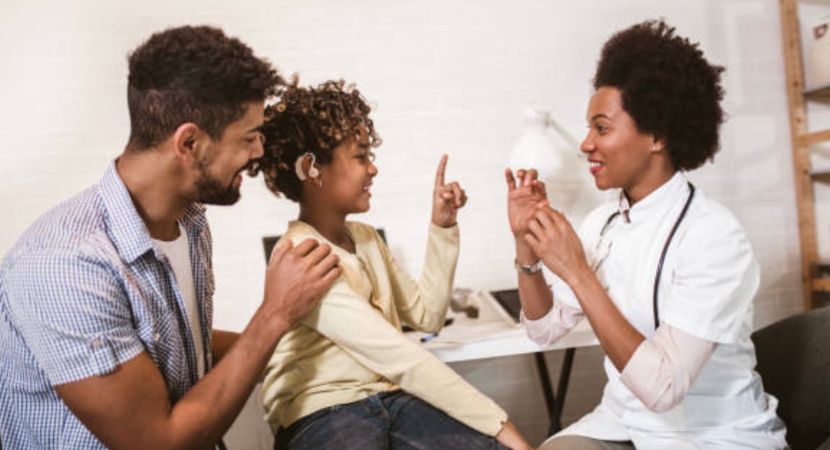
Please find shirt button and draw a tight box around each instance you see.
[91,337,102,349]
[153,332,161,342]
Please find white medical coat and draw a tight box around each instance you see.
[541,173,786,449]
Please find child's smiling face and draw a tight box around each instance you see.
[316,127,378,215]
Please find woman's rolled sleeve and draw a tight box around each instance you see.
[521,302,583,347]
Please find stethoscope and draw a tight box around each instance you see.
[596,182,696,330]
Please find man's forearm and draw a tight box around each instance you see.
[57,237,339,450]
[165,307,289,447]
[55,307,291,450]
[212,330,240,364]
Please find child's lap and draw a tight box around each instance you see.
[275,391,506,450]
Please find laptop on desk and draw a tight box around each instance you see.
[489,288,521,323]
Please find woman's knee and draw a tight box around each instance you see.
[539,435,632,450]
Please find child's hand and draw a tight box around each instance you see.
[431,154,467,228]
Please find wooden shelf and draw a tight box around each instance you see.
[810,263,830,293]
[780,0,829,310]
[812,261,830,276]
[799,129,830,146]
[804,84,830,100]
[813,278,830,293]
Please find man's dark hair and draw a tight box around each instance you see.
[256,78,381,202]
[593,19,725,170]
[126,25,284,150]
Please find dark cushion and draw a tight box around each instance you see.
[262,228,386,263]
[752,307,830,450]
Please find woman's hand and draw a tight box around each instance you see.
[495,420,532,450]
[431,154,468,228]
[505,168,548,238]
[524,206,591,286]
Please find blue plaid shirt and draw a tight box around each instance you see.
[0,161,215,449]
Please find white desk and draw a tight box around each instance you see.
[412,290,598,361]
[409,290,598,434]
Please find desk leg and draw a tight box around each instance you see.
[553,348,575,432]
[534,347,576,436]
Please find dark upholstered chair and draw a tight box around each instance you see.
[752,306,830,450]
[262,229,386,263]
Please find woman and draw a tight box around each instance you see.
[257,79,530,450]
[507,20,786,449]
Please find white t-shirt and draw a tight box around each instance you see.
[526,172,786,449]
[153,223,205,379]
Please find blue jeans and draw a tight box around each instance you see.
[274,390,509,450]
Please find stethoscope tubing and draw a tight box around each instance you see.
[597,182,696,330]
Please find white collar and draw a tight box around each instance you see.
[616,172,689,224]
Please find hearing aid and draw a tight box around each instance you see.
[294,152,320,180]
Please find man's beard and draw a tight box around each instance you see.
[195,159,242,206]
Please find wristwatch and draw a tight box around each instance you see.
[514,258,542,274]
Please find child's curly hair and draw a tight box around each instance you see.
[254,78,381,202]
[594,19,725,170]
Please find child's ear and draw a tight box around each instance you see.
[295,152,320,180]
[308,157,320,179]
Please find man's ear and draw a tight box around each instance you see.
[172,123,202,163]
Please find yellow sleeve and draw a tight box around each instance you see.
[380,223,460,333]
[299,276,507,436]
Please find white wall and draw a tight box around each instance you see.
[0,0,807,447]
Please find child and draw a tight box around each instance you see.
[257,79,530,450]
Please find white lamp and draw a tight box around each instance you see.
[509,109,599,222]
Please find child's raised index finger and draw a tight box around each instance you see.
[435,154,448,188]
